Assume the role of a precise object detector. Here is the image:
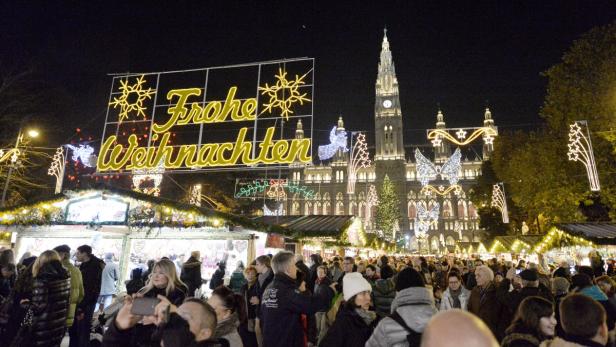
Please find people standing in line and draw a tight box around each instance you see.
[252,255,273,347]
[260,251,332,347]
[239,265,259,347]
[10,250,71,347]
[440,271,471,311]
[366,267,437,347]
[53,245,84,330]
[208,285,246,347]
[74,245,105,347]
[210,262,226,290]
[541,293,609,347]
[181,251,203,297]
[229,261,247,294]
[320,272,376,347]
[98,253,120,313]
[468,265,503,340]
[314,265,335,344]
[501,296,557,347]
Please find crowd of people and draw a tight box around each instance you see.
[0,245,616,347]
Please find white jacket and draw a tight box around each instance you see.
[439,287,471,311]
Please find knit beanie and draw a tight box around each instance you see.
[395,267,425,291]
[343,272,372,301]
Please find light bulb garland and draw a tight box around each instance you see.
[491,182,509,223]
[568,121,600,191]
[234,178,315,199]
[533,228,594,254]
[427,127,498,147]
[347,133,371,194]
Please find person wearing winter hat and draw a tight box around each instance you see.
[366,267,437,347]
[320,272,378,347]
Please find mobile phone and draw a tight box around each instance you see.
[515,269,522,275]
[131,297,160,316]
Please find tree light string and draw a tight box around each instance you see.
[491,182,509,223]
[567,121,600,191]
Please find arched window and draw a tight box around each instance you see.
[468,202,478,219]
[358,202,366,218]
[314,202,321,215]
[323,202,331,215]
[457,200,467,219]
[291,201,300,215]
[408,201,417,219]
[443,200,453,218]
[446,236,455,246]
[462,236,470,242]
[349,202,357,215]
[305,202,312,215]
[431,237,440,251]
[336,202,344,215]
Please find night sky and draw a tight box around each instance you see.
[2,0,616,149]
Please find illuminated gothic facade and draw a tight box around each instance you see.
[283,31,497,250]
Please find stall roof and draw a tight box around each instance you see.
[253,215,355,237]
[555,223,616,244]
[492,235,544,251]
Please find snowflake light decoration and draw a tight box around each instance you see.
[347,132,371,194]
[568,121,600,191]
[259,68,311,120]
[109,75,156,123]
[491,182,509,223]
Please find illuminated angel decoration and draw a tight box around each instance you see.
[318,126,348,161]
[414,202,440,237]
[66,144,96,168]
[414,148,461,186]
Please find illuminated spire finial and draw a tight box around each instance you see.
[337,116,345,131]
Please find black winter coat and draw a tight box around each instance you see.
[79,255,105,307]
[313,277,334,313]
[308,263,320,294]
[209,267,225,290]
[255,270,273,320]
[319,306,377,347]
[497,278,554,339]
[131,285,187,347]
[181,257,202,296]
[261,273,329,347]
[241,280,259,320]
[371,278,396,317]
[21,260,71,347]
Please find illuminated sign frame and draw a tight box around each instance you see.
[98,58,314,173]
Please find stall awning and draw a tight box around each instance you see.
[490,235,544,253]
[555,223,616,245]
[253,215,355,238]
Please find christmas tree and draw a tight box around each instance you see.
[376,174,400,240]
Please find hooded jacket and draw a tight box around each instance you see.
[260,273,328,347]
[62,257,84,327]
[27,260,71,347]
[440,286,471,311]
[319,305,377,347]
[365,286,437,347]
[371,278,396,317]
[181,257,202,296]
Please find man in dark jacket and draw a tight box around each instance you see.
[261,251,333,347]
[308,254,321,293]
[379,256,394,280]
[497,268,553,338]
[209,262,225,290]
[468,265,503,340]
[295,254,311,289]
[103,296,228,347]
[73,244,105,347]
[181,251,203,297]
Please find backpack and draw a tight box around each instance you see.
[390,311,422,347]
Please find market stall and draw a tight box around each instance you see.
[0,188,270,285]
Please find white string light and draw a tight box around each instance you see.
[568,121,600,191]
[365,184,378,224]
[263,203,284,216]
[347,133,371,194]
[491,182,509,223]
[414,202,440,238]
[318,126,348,161]
[47,147,65,194]
[414,148,461,187]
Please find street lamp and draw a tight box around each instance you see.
[1,127,40,206]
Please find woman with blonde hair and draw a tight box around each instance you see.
[3,250,70,347]
[139,258,187,305]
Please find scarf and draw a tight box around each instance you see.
[355,308,377,326]
[258,269,271,287]
[449,287,462,308]
[214,313,240,339]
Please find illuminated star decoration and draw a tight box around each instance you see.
[491,182,509,223]
[259,68,311,120]
[456,129,467,139]
[0,148,19,164]
[48,147,65,194]
[66,144,95,168]
[567,121,600,191]
[347,132,371,194]
[318,126,348,161]
[109,75,156,123]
